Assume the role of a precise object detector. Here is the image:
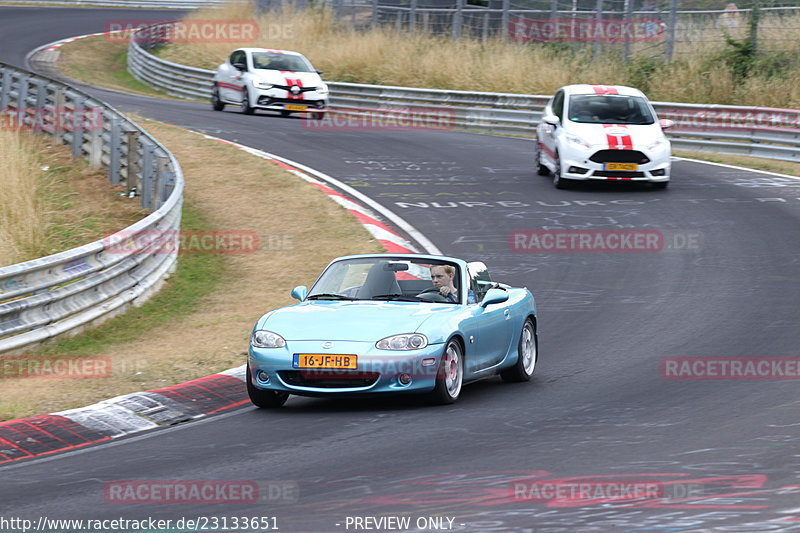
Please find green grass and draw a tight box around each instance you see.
[35,202,226,357]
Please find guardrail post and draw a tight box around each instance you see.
[452,0,464,40]
[52,87,65,142]
[623,0,634,59]
[0,69,11,109]
[501,0,509,40]
[593,0,603,59]
[17,75,30,126]
[140,140,156,209]
[109,118,122,184]
[371,0,378,29]
[409,0,417,32]
[88,106,102,169]
[71,97,86,157]
[33,79,46,132]
[124,129,140,196]
[155,155,171,208]
[664,0,678,60]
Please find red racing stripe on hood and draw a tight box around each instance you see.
[281,71,304,100]
[603,124,633,150]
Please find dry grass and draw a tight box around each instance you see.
[151,3,800,107]
[0,118,383,420]
[0,129,147,267]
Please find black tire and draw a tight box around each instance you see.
[211,87,225,111]
[553,152,570,189]
[280,110,292,117]
[429,339,463,405]
[241,89,255,115]
[535,142,550,176]
[309,111,325,120]
[247,365,289,408]
[652,181,669,189]
[501,318,538,382]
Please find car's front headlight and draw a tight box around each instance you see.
[565,133,591,149]
[376,333,428,351]
[316,84,329,95]
[253,81,274,90]
[251,330,286,348]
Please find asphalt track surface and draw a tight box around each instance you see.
[1,7,800,532]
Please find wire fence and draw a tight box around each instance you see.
[312,0,800,59]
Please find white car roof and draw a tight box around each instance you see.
[560,84,648,98]
[236,47,304,57]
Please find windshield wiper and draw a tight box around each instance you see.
[370,294,419,301]
[306,293,357,300]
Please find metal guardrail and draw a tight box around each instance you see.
[128,29,800,164]
[7,0,225,8]
[0,62,184,355]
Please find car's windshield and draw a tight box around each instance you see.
[307,257,461,304]
[251,52,313,73]
[568,95,655,125]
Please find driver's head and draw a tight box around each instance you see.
[608,97,629,116]
[430,265,455,289]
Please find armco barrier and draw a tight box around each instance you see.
[128,21,800,162]
[0,63,184,355]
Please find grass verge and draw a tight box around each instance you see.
[1,125,381,421]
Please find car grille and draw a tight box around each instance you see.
[590,150,650,164]
[593,171,646,178]
[278,370,380,389]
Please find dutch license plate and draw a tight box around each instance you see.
[605,162,638,171]
[285,104,307,112]
[293,354,357,369]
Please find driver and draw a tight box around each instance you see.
[430,265,458,302]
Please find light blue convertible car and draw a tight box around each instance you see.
[247,253,538,407]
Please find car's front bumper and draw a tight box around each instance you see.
[249,340,445,397]
[253,90,328,113]
[560,143,671,182]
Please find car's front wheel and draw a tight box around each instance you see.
[501,318,538,382]
[241,89,255,115]
[309,111,325,120]
[211,87,225,111]
[553,152,570,189]
[247,365,289,408]
[430,339,463,404]
[280,110,292,117]
[652,181,669,189]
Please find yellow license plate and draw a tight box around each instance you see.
[285,104,307,112]
[292,354,357,369]
[605,162,638,171]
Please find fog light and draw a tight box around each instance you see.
[651,168,666,176]
[257,370,270,383]
[568,166,589,174]
[398,373,412,385]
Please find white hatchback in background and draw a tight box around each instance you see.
[212,48,329,118]
[535,84,673,189]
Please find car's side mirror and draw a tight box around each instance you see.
[232,62,247,72]
[480,288,509,308]
[291,285,307,300]
[543,114,560,127]
[316,69,324,75]
[659,118,675,130]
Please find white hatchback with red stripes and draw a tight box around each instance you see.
[212,48,329,119]
[535,84,673,189]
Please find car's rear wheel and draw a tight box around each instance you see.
[241,89,255,115]
[430,339,463,404]
[211,87,225,111]
[553,152,570,189]
[535,141,550,176]
[501,318,538,382]
[247,365,289,408]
